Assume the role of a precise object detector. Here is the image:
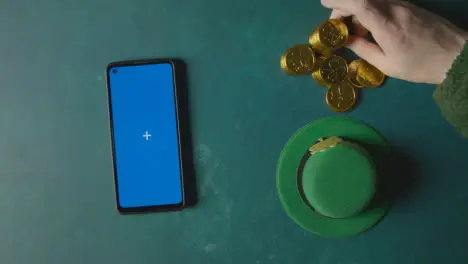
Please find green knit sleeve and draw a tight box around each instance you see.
[433,43,468,138]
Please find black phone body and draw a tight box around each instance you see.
[106,59,185,213]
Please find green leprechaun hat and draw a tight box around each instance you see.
[277,117,392,238]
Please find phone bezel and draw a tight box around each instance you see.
[106,59,185,214]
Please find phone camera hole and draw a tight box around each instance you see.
[112,69,118,74]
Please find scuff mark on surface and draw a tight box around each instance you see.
[200,162,220,196]
[196,144,221,196]
[195,144,212,165]
[224,198,234,219]
[235,121,242,131]
[204,243,217,253]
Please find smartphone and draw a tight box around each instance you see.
[106,59,185,213]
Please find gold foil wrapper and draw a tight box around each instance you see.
[280,44,316,75]
[348,59,365,88]
[309,137,343,154]
[356,60,386,88]
[311,55,348,87]
[326,81,357,112]
[311,57,328,87]
[309,19,349,55]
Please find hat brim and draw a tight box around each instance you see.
[277,117,391,238]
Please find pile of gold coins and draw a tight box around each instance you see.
[280,19,386,112]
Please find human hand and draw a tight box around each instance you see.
[321,0,468,84]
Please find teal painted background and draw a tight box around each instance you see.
[1,0,468,263]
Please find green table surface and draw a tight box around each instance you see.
[2,0,468,263]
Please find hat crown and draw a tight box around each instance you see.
[301,138,376,219]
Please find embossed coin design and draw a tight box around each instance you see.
[356,60,386,88]
[348,60,365,88]
[309,19,349,55]
[326,82,357,112]
[280,44,316,75]
[312,55,348,87]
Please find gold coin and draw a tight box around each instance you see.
[309,137,343,154]
[326,82,357,112]
[348,59,365,88]
[312,55,348,87]
[356,60,386,88]
[309,19,349,55]
[280,44,316,75]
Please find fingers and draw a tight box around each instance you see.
[346,36,388,70]
[321,0,375,14]
[324,1,390,73]
[330,10,369,37]
[330,9,350,19]
[352,16,369,37]
[321,0,387,32]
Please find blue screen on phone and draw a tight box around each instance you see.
[107,62,183,209]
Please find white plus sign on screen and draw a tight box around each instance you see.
[142,131,152,141]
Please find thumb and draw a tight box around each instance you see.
[346,36,387,71]
[330,9,350,19]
